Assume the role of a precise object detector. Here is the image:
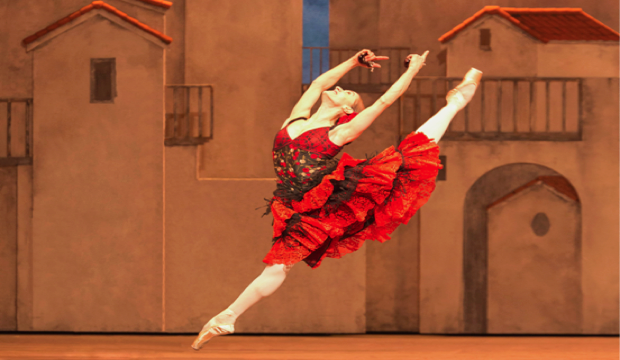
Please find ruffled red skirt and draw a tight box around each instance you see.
[262,131,442,269]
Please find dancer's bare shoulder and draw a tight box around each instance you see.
[280,116,307,130]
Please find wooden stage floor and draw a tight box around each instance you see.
[0,334,617,360]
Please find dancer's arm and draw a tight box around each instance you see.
[286,49,388,122]
[331,51,428,144]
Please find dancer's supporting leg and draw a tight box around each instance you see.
[192,263,294,349]
[415,69,481,143]
[228,263,294,317]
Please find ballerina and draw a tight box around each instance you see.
[192,49,482,350]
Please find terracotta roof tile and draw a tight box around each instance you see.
[487,175,579,210]
[439,6,619,43]
[137,0,172,9]
[22,1,172,46]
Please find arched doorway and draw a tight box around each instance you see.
[463,163,582,333]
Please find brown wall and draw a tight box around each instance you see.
[0,0,616,334]
[0,0,167,98]
[164,146,366,333]
[184,0,304,178]
[445,15,539,77]
[331,0,619,76]
[30,16,165,331]
[487,184,581,333]
[0,167,17,330]
[422,78,618,334]
[444,15,619,77]
[331,0,619,335]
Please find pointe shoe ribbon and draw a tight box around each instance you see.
[191,322,235,350]
[446,68,483,104]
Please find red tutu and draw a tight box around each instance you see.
[263,131,442,269]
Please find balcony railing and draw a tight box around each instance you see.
[402,77,582,141]
[303,47,411,87]
[165,85,214,146]
[0,98,33,166]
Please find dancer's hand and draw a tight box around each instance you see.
[354,49,389,69]
[405,51,429,71]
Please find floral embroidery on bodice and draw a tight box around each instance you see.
[272,114,356,197]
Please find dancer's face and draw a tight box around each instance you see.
[322,86,361,111]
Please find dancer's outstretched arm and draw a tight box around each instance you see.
[331,51,428,145]
[287,49,388,122]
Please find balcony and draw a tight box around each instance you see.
[404,77,582,141]
[302,47,582,142]
[303,47,411,92]
[165,85,214,146]
[0,98,33,167]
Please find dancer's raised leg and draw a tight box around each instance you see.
[191,263,294,350]
[415,68,482,143]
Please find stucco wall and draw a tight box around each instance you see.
[445,15,539,77]
[0,167,17,330]
[165,0,372,333]
[487,183,581,333]
[538,42,620,78]
[0,0,166,98]
[330,0,619,77]
[30,16,165,331]
[163,146,366,333]
[420,78,618,334]
[184,0,303,179]
[445,19,619,78]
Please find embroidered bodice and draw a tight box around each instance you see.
[272,114,356,197]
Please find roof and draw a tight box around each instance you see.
[136,0,171,9]
[22,1,172,47]
[487,175,580,210]
[439,6,620,43]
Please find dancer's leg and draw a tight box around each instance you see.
[415,103,459,143]
[208,263,294,325]
[415,82,477,143]
[191,263,294,349]
[228,263,294,317]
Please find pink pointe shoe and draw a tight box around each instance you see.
[191,309,236,350]
[446,68,483,108]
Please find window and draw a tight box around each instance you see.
[479,29,491,51]
[91,58,116,103]
[303,0,329,83]
[437,155,447,181]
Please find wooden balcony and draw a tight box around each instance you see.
[303,46,411,88]
[404,77,583,142]
[165,85,214,146]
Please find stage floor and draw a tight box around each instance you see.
[0,334,617,359]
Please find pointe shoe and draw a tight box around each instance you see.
[446,68,483,106]
[191,310,236,351]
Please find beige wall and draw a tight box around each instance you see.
[331,0,618,334]
[164,0,185,84]
[330,0,380,48]
[1,0,617,334]
[445,15,539,77]
[487,183,581,333]
[366,215,421,332]
[184,0,303,178]
[0,167,17,330]
[163,146,366,333]
[0,0,166,98]
[445,16,619,78]
[538,42,620,78]
[421,78,618,334]
[30,16,165,331]
[331,0,619,76]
